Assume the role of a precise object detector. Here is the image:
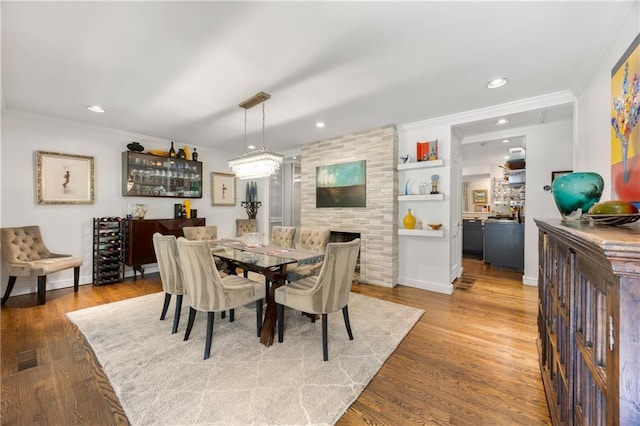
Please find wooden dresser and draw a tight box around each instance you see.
[535,219,640,425]
[126,218,205,277]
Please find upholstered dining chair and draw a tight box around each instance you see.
[235,219,257,237]
[152,233,185,334]
[1,226,82,305]
[286,227,330,282]
[270,226,296,249]
[183,225,218,241]
[276,238,360,361]
[176,238,264,360]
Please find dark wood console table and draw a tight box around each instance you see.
[126,218,205,277]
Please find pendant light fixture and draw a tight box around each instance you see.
[228,91,283,180]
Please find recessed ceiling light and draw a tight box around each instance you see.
[496,118,509,125]
[316,121,325,128]
[486,78,508,89]
[88,105,105,113]
[247,145,256,150]
[502,139,510,143]
[292,156,297,159]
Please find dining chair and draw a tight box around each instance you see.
[1,226,82,305]
[286,227,330,282]
[235,219,257,237]
[176,238,264,360]
[270,226,296,249]
[183,225,218,241]
[276,238,360,361]
[152,233,185,334]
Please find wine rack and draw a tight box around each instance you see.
[93,217,127,285]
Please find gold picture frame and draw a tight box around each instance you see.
[472,189,487,204]
[36,151,94,205]
[211,172,236,206]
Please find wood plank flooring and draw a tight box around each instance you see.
[1,258,551,425]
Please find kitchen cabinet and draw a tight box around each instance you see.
[535,219,640,425]
[483,219,524,271]
[462,219,484,257]
[122,151,203,198]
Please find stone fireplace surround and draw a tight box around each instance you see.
[300,125,398,287]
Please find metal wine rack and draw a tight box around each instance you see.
[92,217,127,285]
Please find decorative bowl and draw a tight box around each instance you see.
[127,141,144,152]
[427,223,442,230]
[551,172,604,220]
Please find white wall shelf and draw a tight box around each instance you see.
[398,229,445,238]
[398,193,445,201]
[398,159,444,170]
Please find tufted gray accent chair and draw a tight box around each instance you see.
[1,226,82,305]
[276,238,361,361]
[183,226,218,241]
[270,226,296,249]
[286,227,330,282]
[235,219,257,237]
[152,233,185,334]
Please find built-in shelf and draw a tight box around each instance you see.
[398,229,444,237]
[398,159,444,170]
[398,193,445,201]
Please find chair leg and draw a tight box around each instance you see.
[342,305,354,340]
[264,276,269,301]
[221,311,226,319]
[277,304,284,343]
[322,313,329,361]
[160,293,172,320]
[184,307,197,341]
[204,312,215,360]
[37,276,47,305]
[256,299,263,337]
[1,276,17,306]
[73,266,80,292]
[172,295,183,334]
[229,309,235,322]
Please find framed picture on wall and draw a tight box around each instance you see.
[211,172,236,206]
[36,151,94,204]
[472,189,487,204]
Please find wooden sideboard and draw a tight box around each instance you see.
[126,218,205,277]
[535,219,640,425]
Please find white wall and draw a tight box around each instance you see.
[575,2,640,199]
[1,109,258,297]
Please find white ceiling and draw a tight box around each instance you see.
[1,1,628,160]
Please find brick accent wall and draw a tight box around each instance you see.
[301,125,398,287]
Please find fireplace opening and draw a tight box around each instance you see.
[329,231,361,274]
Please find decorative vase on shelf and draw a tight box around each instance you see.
[551,172,604,220]
[403,209,416,229]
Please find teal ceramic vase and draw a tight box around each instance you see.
[552,172,604,220]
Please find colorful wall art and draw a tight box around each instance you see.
[316,160,366,208]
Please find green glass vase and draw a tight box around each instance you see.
[552,172,604,220]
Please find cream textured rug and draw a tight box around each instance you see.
[67,291,423,426]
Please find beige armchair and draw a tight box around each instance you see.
[235,219,257,237]
[270,226,296,249]
[152,233,185,334]
[276,238,360,361]
[183,225,218,241]
[176,238,264,360]
[286,227,330,282]
[1,226,82,305]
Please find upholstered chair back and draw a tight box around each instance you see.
[297,227,330,253]
[183,226,218,241]
[1,226,80,276]
[152,233,184,295]
[236,219,257,237]
[270,226,296,249]
[279,238,360,314]
[176,238,258,312]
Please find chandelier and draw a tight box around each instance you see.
[228,91,283,180]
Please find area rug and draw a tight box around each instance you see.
[66,292,423,426]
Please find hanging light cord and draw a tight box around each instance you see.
[261,102,266,151]
[243,108,248,154]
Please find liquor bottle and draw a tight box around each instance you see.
[169,141,176,158]
[192,148,198,161]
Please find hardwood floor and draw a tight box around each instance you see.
[1,258,551,425]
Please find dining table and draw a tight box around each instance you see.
[209,239,324,346]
